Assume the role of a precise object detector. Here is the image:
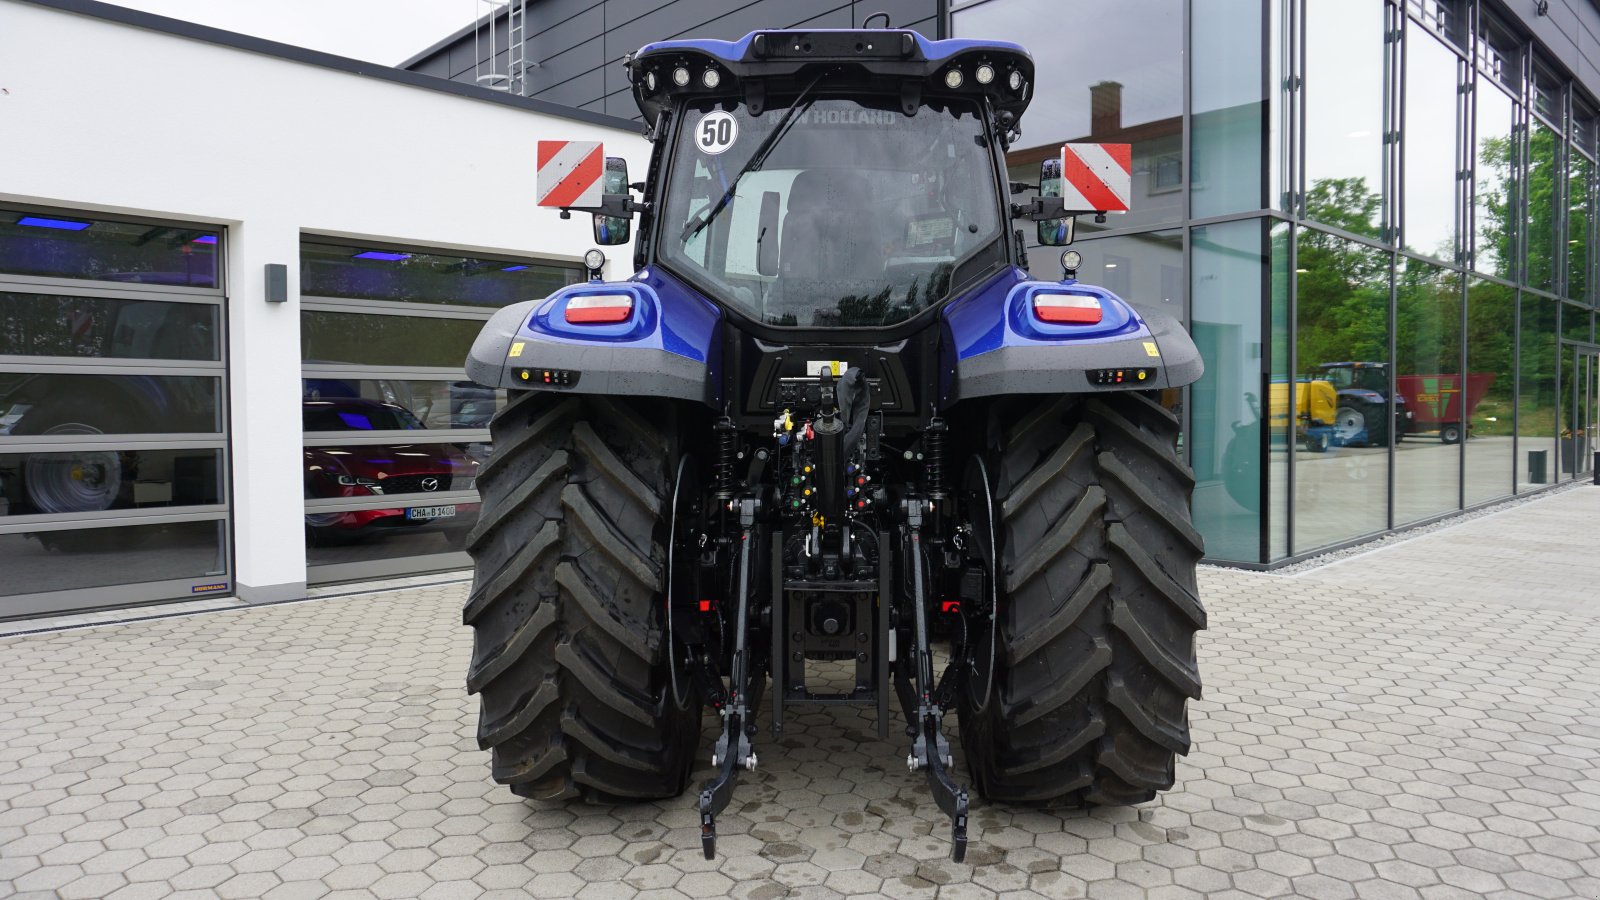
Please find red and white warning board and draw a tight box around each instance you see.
[1060,143,1132,213]
[536,140,604,208]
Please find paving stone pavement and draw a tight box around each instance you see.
[2,492,1599,899]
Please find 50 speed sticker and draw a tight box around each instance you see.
[696,111,738,155]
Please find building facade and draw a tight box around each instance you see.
[0,0,649,618]
[3,0,1598,621]
[409,0,1600,565]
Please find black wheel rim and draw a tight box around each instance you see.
[666,454,698,710]
[962,455,999,713]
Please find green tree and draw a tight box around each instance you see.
[1296,177,1389,371]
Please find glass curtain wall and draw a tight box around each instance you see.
[0,207,230,618]
[298,239,580,583]
[953,0,1597,564]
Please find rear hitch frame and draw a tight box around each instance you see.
[697,495,761,860]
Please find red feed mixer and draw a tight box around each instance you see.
[1394,373,1496,444]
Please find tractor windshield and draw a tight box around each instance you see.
[659,96,1003,328]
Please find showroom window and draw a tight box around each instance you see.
[0,207,229,619]
[299,237,580,583]
[1569,102,1596,306]
[954,0,1183,238]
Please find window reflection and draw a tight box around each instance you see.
[302,378,503,430]
[1067,231,1183,321]
[1190,220,1270,562]
[1464,278,1517,503]
[1303,0,1386,237]
[1294,227,1391,551]
[301,311,486,368]
[305,504,477,565]
[1403,32,1462,261]
[1518,294,1558,489]
[1568,153,1593,303]
[300,241,580,307]
[957,0,1182,235]
[0,293,220,361]
[0,520,225,600]
[1527,121,1560,292]
[1393,259,1462,524]
[1473,84,1517,279]
[0,212,218,288]
[0,374,221,435]
[0,449,222,517]
[1192,0,1267,218]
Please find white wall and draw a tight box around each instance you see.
[0,0,650,600]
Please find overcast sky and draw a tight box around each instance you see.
[102,0,479,65]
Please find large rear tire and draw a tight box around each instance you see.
[463,392,700,802]
[959,393,1206,806]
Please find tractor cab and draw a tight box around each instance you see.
[615,30,1037,329]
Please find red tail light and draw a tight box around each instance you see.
[564,294,633,324]
[1033,293,1103,325]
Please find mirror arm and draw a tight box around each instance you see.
[559,194,650,220]
[1009,197,1102,221]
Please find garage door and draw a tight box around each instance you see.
[298,237,581,584]
[0,207,230,620]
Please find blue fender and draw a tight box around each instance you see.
[465,267,723,407]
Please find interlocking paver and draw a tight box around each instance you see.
[1,488,1598,897]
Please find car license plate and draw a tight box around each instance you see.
[407,505,456,520]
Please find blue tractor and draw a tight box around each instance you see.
[461,25,1206,862]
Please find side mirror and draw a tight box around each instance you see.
[1036,158,1076,247]
[592,157,631,246]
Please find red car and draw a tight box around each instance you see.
[302,398,480,547]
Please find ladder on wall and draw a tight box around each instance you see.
[472,0,531,96]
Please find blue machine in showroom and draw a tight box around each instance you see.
[461,23,1206,862]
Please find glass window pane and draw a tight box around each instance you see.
[306,503,477,567]
[1473,84,1517,279]
[1062,230,1184,322]
[1191,0,1266,218]
[0,373,221,435]
[1403,32,1462,261]
[300,311,484,368]
[0,519,226,601]
[1294,228,1391,551]
[1303,0,1387,239]
[1190,220,1269,562]
[956,0,1183,235]
[1464,278,1516,504]
[305,441,485,498]
[1518,293,1558,490]
[1477,15,1522,93]
[1569,153,1592,303]
[302,378,504,430]
[0,293,220,361]
[1269,221,1291,560]
[1566,304,1594,344]
[1393,259,1462,524]
[1408,0,1468,50]
[0,212,218,288]
[1527,120,1560,292]
[0,448,222,517]
[300,241,580,307]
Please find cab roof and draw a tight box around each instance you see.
[625,29,1035,129]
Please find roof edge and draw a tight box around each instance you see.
[10,0,638,132]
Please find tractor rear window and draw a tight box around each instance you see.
[659,96,1003,328]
